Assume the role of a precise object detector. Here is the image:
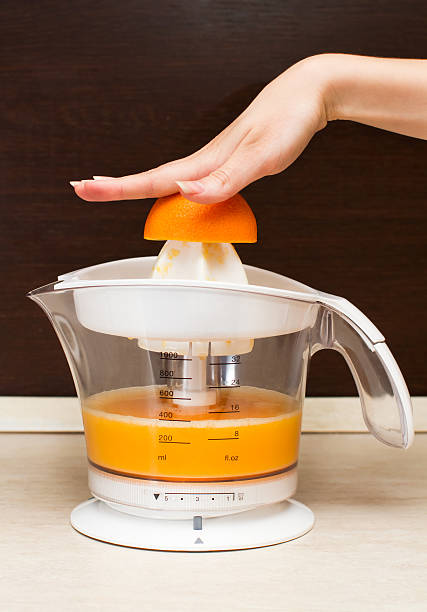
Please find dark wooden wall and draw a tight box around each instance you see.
[1,1,426,396]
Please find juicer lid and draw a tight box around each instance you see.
[52,256,385,345]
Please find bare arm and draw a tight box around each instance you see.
[71,53,427,205]
[326,54,427,138]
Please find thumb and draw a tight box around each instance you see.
[175,141,273,204]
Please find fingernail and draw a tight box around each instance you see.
[176,180,204,195]
[93,175,114,180]
[69,181,80,187]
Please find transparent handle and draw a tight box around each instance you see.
[312,302,414,449]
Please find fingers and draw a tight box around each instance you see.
[70,122,248,202]
[71,161,207,202]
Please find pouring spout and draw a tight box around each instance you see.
[27,281,58,301]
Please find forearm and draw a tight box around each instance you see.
[318,54,427,139]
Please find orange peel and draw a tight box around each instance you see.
[144,193,257,243]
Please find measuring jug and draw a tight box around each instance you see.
[29,256,413,550]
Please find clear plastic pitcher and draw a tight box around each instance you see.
[29,257,413,550]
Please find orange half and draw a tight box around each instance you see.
[144,192,257,243]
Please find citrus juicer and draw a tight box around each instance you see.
[28,199,414,551]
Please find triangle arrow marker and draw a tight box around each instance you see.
[154,493,160,500]
[194,538,203,544]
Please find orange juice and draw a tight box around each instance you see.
[82,386,301,482]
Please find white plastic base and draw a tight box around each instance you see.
[70,498,314,551]
[88,464,298,518]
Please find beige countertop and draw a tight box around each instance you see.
[2,431,426,612]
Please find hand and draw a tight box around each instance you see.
[71,55,329,204]
[70,53,427,205]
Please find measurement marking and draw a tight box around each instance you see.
[208,410,239,414]
[208,437,239,441]
[160,357,192,361]
[160,376,192,380]
[158,418,191,423]
[208,385,240,389]
[159,397,191,400]
[208,362,239,365]
[165,492,235,497]
[159,441,191,445]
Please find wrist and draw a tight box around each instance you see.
[305,53,386,125]
[316,54,359,122]
[292,54,345,128]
